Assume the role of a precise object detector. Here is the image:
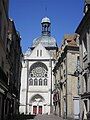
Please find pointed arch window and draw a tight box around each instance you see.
[29,78,33,85]
[34,78,38,85]
[44,79,47,85]
[39,78,42,86]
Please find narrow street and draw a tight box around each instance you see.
[18,114,64,120]
[32,114,63,120]
[1,0,90,120]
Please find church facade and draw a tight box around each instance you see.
[19,17,58,115]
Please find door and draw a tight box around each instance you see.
[33,106,37,114]
[38,106,42,114]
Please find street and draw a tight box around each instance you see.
[33,114,63,120]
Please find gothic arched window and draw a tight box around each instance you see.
[44,79,47,85]
[29,78,33,85]
[34,78,38,85]
[39,78,42,86]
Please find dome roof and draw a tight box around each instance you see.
[41,17,50,23]
[31,17,57,49]
[32,35,57,48]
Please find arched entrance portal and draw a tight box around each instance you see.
[30,94,45,115]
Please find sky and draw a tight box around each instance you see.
[9,0,84,53]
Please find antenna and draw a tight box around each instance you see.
[45,7,47,16]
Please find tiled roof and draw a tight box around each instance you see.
[64,34,76,41]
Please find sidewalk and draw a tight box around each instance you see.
[33,114,63,120]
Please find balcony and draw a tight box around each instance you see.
[0,67,8,85]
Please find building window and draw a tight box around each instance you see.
[39,78,42,86]
[40,50,42,56]
[34,78,38,85]
[29,79,33,85]
[84,73,87,92]
[82,34,87,57]
[44,79,47,85]
[73,97,80,119]
[37,50,39,56]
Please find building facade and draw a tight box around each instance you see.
[53,34,80,119]
[75,0,90,119]
[0,0,9,119]
[0,1,22,119]
[7,19,22,118]
[19,17,58,115]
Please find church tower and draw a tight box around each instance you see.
[41,17,51,36]
[31,17,58,57]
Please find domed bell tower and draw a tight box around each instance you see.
[41,17,51,36]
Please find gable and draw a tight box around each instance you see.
[29,43,50,59]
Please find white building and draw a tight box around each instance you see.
[19,17,58,115]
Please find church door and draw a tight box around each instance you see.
[33,106,37,114]
[38,106,42,114]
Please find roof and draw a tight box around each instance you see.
[61,34,77,49]
[64,34,77,41]
[31,35,57,48]
[31,17,57,49]
[41,17,50,23]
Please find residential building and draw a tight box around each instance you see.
[53,34,80,119]
[19,17,58,115]
[7,19,22,118]
[0,0,9,119]
[0,0,22,119]
[75,0,90,119]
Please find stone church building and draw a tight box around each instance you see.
[19,17,58,115]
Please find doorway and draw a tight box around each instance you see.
[33,106,37,114]
[38,106,42,114]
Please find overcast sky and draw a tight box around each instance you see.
[9,0,84,53]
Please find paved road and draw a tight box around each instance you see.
[32,114,63,120]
